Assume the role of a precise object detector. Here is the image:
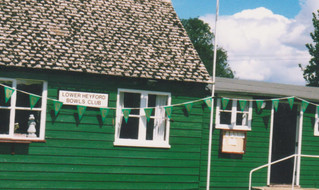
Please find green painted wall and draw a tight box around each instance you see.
[1,69,319,190]
[300,106,319,188]
[199,99,272,190]
[0,69,208,190]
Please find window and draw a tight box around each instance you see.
[0,78,48,141]
[114,89,171,148]
[216,98,252,131]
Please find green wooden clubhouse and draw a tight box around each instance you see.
[0,0,319,189]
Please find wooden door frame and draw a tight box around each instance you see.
[267,102,302,186]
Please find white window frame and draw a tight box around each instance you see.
[215,98,253,131]
[0,77,48,141]
[315,107,319,136]
[114,88,171,148]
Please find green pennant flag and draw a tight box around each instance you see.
[144,108,153,122]
[239,100,247,112]
[204,97,212,110]
[4,86,14,103]
[184,102,193,114]
[77,105,87,120]
[100,108,109,123]
[122,108,131,123]
[288,97,294,110]
[272,99,279,112]
[164,106,173,119]
[53,100,63,116]
[29,94,40,110]
[256,100,264,112]
[302,100,309,113]
[222,98,229,110]
[317,106,319,116]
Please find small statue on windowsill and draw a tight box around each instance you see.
[14,123,19,132]
[27,114,37,138]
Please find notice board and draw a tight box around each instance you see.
[221,130,246,154]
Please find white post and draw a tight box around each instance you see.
[206,0,219,189]
[292,154,297,190]
[267,103,275,185]
[296,108,304,186]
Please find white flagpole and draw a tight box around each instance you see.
[206,0,219,189]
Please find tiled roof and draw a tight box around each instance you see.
[0,0,211,83]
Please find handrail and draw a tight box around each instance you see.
[249,154,296,190]
[249,154,319,190]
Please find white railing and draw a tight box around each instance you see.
[249,154,319,190]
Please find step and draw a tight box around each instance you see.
[253,185,318,190]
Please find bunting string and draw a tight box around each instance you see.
[1,82,319,120]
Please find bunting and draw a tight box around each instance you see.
[122,108,131,123]
[4,86,14,103]
[302,100,309,113]
[164,106,173,119]
[238,100,247,112]
[272,99,279,112]
[53,100,63,116]
[29,94,40,110]
[4,81,319,127]
[222,98,229,110]
[288,97,294,110]
[184,102,193,114]
[256,100,264,112]
[204,97,213,110]
[100,108,110,123]
[77,105,87,120]
[144,108,153,122]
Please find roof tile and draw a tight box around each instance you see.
[0,0,210,83]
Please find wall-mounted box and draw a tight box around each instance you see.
[220,130,246,154]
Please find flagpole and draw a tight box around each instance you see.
[207,0,219,189]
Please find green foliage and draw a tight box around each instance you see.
[181,17,234,78]
[300,11,319,86]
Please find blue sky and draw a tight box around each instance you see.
[172,0,301,19]
[171,0,319,85]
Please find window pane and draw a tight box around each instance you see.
[236,113,248,126]
[0,80,13,107]
[153,95,168,141]
[146,118,154,140]
[237,101,248,112]
[0,109,10,135]
[14,110,41,138]
[123,92,140,115]
[222,99,232,111]
[220,112,231,125]
[16,80,43,108]
[148,95,156,117]
[119,117,139,139]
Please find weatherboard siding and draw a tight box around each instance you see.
[199,101,272,190]
[0,71,207,190]
[300,107,319,189]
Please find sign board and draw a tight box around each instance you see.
[59,90,108,108]
[221,130,246,154]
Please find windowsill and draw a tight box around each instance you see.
[0,139,46,143]
[215,125,251,131]
[114,140,171,149]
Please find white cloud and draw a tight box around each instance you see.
[200,0,319,86]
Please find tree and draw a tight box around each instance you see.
[300,11,319,86]
[181,17,234,78]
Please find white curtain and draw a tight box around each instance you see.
[117,92,125,138]
[153,95,167,141]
